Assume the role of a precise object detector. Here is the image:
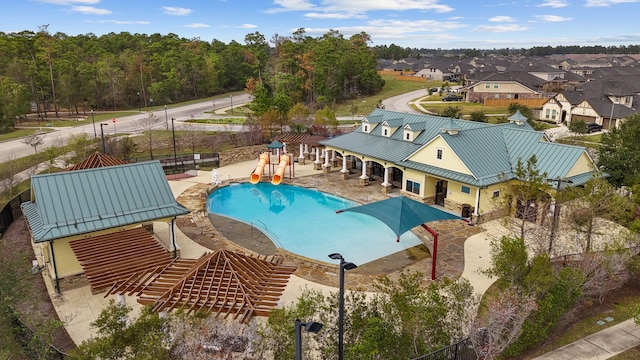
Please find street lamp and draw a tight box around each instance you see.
[137,92,141,112]
[100,123,108,153]
[295,319,323,360]
[328,253,357,360]
[164,104,168,131]
[171,117,178,173]
[230,94,233,115]
[90,109,96,139]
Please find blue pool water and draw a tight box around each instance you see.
[206,182,423,266]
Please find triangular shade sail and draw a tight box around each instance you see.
[267,140,284,149]
[337,196,461,240]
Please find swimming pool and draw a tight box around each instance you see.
[206,182,424,266]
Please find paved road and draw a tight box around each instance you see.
[0,93,252,162]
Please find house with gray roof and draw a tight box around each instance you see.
[21,160,189,290]
[321,109,599,221]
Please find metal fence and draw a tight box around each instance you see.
[127,152,219,174]
[411,338,477,360]
[0,189,31,239]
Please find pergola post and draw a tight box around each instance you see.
[421,224,439,280]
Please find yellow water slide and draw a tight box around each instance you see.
[271,154,290,185]
[250,153,269,184]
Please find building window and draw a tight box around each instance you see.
[492,190,500,198]
[461,185,471,194]
[545,109,550,119]
[436,148,443,160]
[485,83,490,89]
[405,132,410,140]
[493,83,499,88]
[384,128,388,136]
[363,125,368,132]
[406,180,421,195]
[626,96,632,105]
[551,110,557,119]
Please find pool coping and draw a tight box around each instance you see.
[176,176,479,291]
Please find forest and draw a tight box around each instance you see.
[0,26,384,134]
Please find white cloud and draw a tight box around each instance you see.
[237,24,258,29]
[70,6,111,14]
[304,12,365,19]
[162,6,192,16]
[586,0,640,6]
[535,14,572,21]
[537,0,569,7]
[266,0,316,13]
[38,0,99,4]
[489,16,515,22]
[473,24,529,32]
[93,20,150,25]
[320,0,454,13]
[267,0,453,14]
[185,23,210,28]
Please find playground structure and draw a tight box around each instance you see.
[250,152,293,185]
[250,140,295,185]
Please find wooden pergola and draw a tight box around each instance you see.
[70,227,174,293]
[106,250,296,322]
[66,152,127,171]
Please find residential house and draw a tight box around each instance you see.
[320,109,598,222]
[463,71,547,103]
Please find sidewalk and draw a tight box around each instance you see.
[532,318,640,359]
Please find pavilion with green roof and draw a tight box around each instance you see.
[320,108,600,221]
[21,161,189,291]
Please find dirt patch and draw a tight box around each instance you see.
[1,216,76,354]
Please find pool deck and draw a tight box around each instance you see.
[41,159,502,345]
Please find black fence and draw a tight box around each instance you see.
[127,152,219,174]
[411,338,477,360]
[0,189,31,239]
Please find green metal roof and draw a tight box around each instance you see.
[21,161,189,243]
[322,109,599,187]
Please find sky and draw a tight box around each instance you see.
[3,0,640,49]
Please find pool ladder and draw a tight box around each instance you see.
[250,219,282,248]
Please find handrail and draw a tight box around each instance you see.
[250,219,282,248]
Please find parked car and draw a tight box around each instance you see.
[442,94,463,101]
[586,122,603,133]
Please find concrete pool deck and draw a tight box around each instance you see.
[43,158,500,345]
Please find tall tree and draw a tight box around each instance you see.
[598,114,640,187]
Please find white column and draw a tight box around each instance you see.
[299,143,304,160]
[116,294,126,306]
[341,155,349,173]
[382,167,390,186]
[304,144,309,157]
[324,150,330,167]
[331,149,336,162]
[360,160,368,179]
[314,147,321,163]
[283,142,287,154]
[169,221,176,252]
[474,188,480,217]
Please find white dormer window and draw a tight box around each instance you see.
[404,130,413,141]
[384,128,388,136]
[363,124,369,133]
[436,148,443,160]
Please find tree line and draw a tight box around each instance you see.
[0,26,384,134]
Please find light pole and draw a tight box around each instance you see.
[295,319,323,360]
[171,117,178,173]
[137,92,141,112]
[328,253,357,360]
[230,94,233,115]
[90,109,96,138]
[100,123,108,153]
[164,104,168,131]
